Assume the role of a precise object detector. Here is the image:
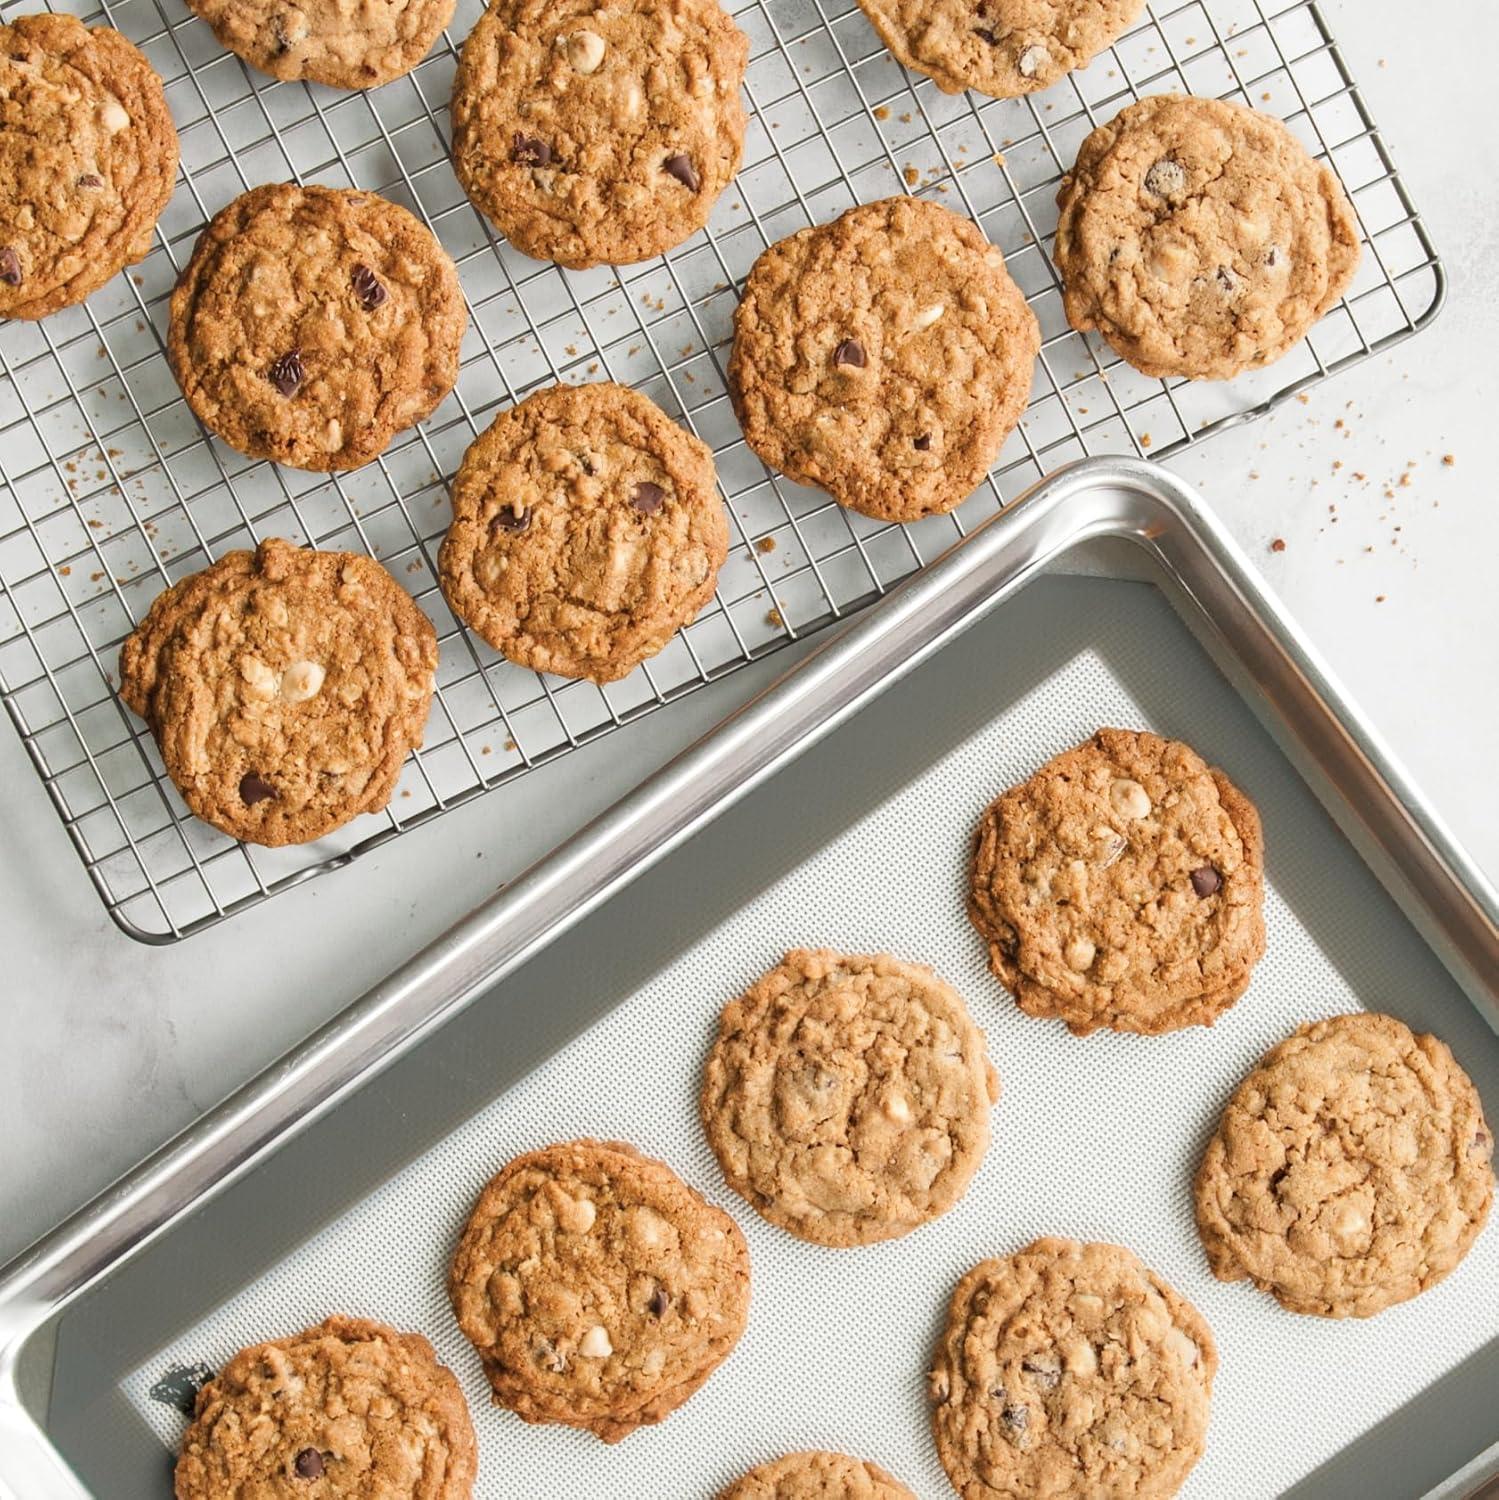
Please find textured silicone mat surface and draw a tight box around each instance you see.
[119,578,1499,1498]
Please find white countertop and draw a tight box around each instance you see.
[2,0,1495,1267]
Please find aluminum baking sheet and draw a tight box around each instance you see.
[24,569,1491,1498]
[0,0,1442,940]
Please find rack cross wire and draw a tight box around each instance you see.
[0,0,1442,940]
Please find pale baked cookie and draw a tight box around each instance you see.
[448,1138,751,1443]
[701,949,999,1247]
[729,196,1039,522]
[184,0,454,88]
[720,1449,916,1499]
[930,1238,1216,1500]
[968,728,1265,1036]
[0,13,178,321]
[174,1315,477,1499]
[119,538,438,846]
[450,0,748,269]
[1195,1012,1495,1318]
[856,0,1143,100]
[1054,93,1360,380]
[168,184,465,472]
[438,381,728,683]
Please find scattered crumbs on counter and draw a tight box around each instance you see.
[1442,453,1455,466]
[873,105,890,120]
[756,536,776,554]
[1270,538,1286,553]
[766,607,784,629]
[903,165,919,186]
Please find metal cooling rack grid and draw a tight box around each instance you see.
[0,0,1441,942]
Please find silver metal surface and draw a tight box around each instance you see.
[0,0,1443,941]
[0,456,1495,1498]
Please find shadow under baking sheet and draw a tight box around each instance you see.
[32,571,1499,1499]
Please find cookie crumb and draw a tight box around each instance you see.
[756,536,776,554]
[1269,538,1286,553]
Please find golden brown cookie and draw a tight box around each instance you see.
[0,13,178,321]
[719,1449,916,1499]
[450,0,748,269]
[119,538,438,847]
[448,1138,751,1443]
[184,0,454,88]
[729,196,1039,522]
[856,0,1143,100]
[929,1239,1216,1500]
[967,728,1266,1036]
[174,1315,477,1499]
[700,949,999,1247]
[1054,93,1360,380]
[168,184,465,472]
[1195,1012,1495,1318]
[438,381,728,683]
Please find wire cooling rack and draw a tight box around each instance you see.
[0,0,1441,942]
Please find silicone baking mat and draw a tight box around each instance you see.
[117,577,1499,1498]
[0,0,1441,940]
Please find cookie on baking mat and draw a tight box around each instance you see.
[1195,1011,1495,1318]
[967,727,1266,1036]
[448,1138,750,1442]
[729,196,1038,522]
[119,538,438,847]
[174,1315,477,1498]
[438,380,728,683]
[719,1449,916,1498]
[0,13,178,321]
[929,1238,1216,1500]
[1053,93,1360,380]
[701,948,999,1247]
[856,0,1143,101]
[450,0,748,269]
[168,183,464,472]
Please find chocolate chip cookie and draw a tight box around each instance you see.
[857,0,1143,100]
[438,381,728,683]
[168,184,465,471]
[119,538,438,846]
[184,0,454,88]
[930,1238,1216,1500]
[967,728,1266,1036]
[701,949,999,1247]
[174,1315,477,1499]
[448,1138,750,1443]
[450,0,748,269]
[1195,1012,1495,1319]
[1054,93,1361,380]
[720,1450,917,1499]
[0,13,178,321]
[729,196,1039,521]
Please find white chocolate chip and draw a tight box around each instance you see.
[1072,1293,1104,1320]
[565,29,606,74]
[620,80,644,119]
[1064,1338,1097,1377]
[1332,1202,1370,1244]
[98,98,130,134]
[1109,777,1151,821]
[557,1193,597,1233]
[1064,935,1096,972]
[578,1325,612,1358]
[1164,1326,1199,1370]
[641,1347,665,1378]
[323,419,343,453]
[239,656,277,700]
[279,659,325,703]
[1093,826,1128,867]
[1017,43,1050,78]
[911,302,944,332]
[883,1091,913,1124]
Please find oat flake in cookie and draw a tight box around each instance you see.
[184,0,454,89]
[174,1315,476,1498]
[729,196,1039,522]
[719,1449,917,1498]
[968,728,1266,1036]
[448,1138,750,1443]
[1195,1012,1495,1319]
[1054,93,1360,380]
[701,949,999,1247]
[930,1238,1216,1500]
[119,538,438,846]
[856,0,1143,100]
[439,381,728,683]
[168,184,465,471]
[450,0,748,269]
[0,13,178,321]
